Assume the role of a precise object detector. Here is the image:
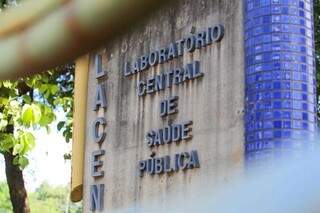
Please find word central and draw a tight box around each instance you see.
[137,61,203,96]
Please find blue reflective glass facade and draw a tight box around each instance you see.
[244,0,317,162]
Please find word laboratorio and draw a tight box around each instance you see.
[123,24,224,77]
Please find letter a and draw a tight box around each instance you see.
[94,84,107,111]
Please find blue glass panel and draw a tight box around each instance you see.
[244,0,317,162]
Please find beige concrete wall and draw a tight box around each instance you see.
[83,0,245,211]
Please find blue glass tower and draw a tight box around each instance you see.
[244,0,317,163]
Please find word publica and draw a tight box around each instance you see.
[146,121,192,147]
[137,60,203,96]
[123,25,224,77]
[138,151,200,176]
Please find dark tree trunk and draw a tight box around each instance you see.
[4,152,30,213]
[3,125,30,213]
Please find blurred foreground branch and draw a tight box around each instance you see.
[0,0,172,79]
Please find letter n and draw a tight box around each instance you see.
[90,184,105,211]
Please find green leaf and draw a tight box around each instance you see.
[21,104,42,125]
[31,104,42,123]
[66,131,72,143]
[13,144,23,155]
[39,105,55,126]
[0,119,8,131]
[57,121,65,131]
[63,153,72,160]
[42,74,49,83]
[22,95,31,104]
[49,85,59,95]
[13,156,19,165]
[39,84,48,93]
[20,132,36,152]
[25,78,33,88]
[21,104,33,124]
[18,156,29,169]
[0,134,15,152]
[0,97,8,106]
[2,81,12,88]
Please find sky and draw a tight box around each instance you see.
[0,110,72,192]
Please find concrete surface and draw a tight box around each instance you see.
[83,0,245,211]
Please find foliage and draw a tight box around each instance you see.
[0,65,74,169]
[29,182,82,213]
[0,181,12,212]
[0,0,20,8]
[0,181,82,213]
[0,0,74,168]
[0,1,75,211]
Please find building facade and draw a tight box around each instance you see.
[80,0,317,212]
[244,0,317,164]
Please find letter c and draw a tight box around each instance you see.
[93,117,107,144]
[137,81,146,96]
